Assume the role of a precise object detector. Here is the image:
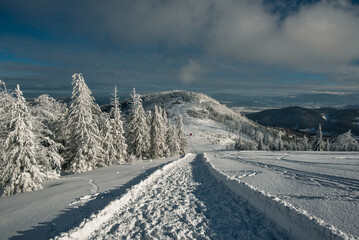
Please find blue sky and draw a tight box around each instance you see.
[1,0,359,99]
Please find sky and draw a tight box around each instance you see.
[1,0,359,99]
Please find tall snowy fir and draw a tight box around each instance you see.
[166,123,180,156]
[302,136,309,151]
[177,115,189,155]
[146,110,152,127]
[126,88,150,159]
[109,86,127,164]
[0,85,44,196]
[160,107,170,157]
[312,124,324,151]
[65,73,104,173]
[150,106,167,159]
[0,81,13,162]
[32,94,65,177]
[100,114,115,166]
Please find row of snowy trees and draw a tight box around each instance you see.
[0,74,188,196]
[235,124,359,151]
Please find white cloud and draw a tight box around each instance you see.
[207,0,359,71]
[179,60,203,83]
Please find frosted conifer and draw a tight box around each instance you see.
[177,115,189,154]
[166,123,180,155]
[150,106,167,159]
[312,124,324,151]
[126,88,150,159]
[158,106,170,157]
[1,85,44,196]
[32,94,66,176]
[302,136,309,151]
[333,130,359,151]
[0,81,14,145]
[146,110,152,127]
[110,86,127,163]
[65,73,104,173]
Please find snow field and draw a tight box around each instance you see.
[203,152,356,240]
[179,103,358,239]
[0,158,176,239]
[55,153,288,240]
[54,154,195,240]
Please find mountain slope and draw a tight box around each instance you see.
[246,106,359,136]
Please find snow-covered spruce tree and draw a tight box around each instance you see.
[146,110,152,127]
[126,88,150,159]
[325,139,331,151]
[166,123,180,155]
[312,124,324,151]
[100,113,115,166]
[301,136,309,151]
[32,94,66,177]
[150,106,168,159]
[177,115,189,155]
[333,130,359,151]
[0,81,14,164]
[158,106,170,157]
[109,86,127,163]
[0,85,44,196]
[65,73,104,173]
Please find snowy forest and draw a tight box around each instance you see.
[233,123,359,152]
[0,74,188,197]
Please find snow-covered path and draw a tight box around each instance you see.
[0,158,176,240]
[56,154,287,240]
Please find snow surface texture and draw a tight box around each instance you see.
[55,154,287,240]
[0,158,176,239]
[206,151,359,239]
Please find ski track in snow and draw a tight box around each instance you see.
[55,154,287,240]
[220,153,359,194]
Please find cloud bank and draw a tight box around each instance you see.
[1,0,359,96]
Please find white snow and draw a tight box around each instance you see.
[321,113,328,120]
[0,158,176,239]
[55,154,287,240]
[1,91,359,239]
[204,151,358,239]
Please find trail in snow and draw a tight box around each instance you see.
[56,154,288,240]
[206,151,359,238]
[221,153,359,192]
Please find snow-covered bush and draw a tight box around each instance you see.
[333,130,359,151]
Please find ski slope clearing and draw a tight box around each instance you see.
[56,154,288,240]
[0,158,176,239]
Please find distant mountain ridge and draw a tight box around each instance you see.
[246,106,359,137]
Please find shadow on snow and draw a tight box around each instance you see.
[190,154,288,240]
[10,162,171,240]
